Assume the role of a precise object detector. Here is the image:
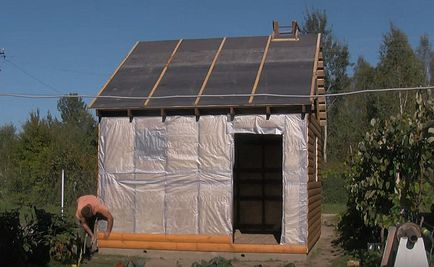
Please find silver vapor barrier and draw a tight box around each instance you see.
[98,114,308,245]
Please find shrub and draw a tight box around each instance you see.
[191,256,233,267]
[0,206,81,265]
[0,209,26,266]
[337,93,433,256]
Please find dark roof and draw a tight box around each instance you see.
[90,34,319,110]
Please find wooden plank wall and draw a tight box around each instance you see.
[307,113,322,252]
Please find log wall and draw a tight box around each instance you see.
[307,113,323,252]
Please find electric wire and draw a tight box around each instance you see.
[0,85,432,100]
[4,58,64,94]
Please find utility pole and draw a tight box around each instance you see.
[61,169,65,217]
[0,48,5,71]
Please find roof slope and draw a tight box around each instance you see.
[90,34,319,110]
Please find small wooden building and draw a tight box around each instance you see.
[90,22,325,254]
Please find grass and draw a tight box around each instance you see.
[49,254,145,267]
[322,203,346,214]
[329,254,353,267]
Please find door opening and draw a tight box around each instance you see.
[233,134,283,244]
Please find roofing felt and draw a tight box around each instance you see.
[90,33,319,110]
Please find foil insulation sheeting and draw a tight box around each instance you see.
[98,114,307,244]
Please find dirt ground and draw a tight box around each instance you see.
[97,214,345,267]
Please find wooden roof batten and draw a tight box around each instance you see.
[194,37,227,106]
[91,19,321,120]
[144,39,183,106]
[248,35,272,104]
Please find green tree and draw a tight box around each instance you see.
[302,8,351,95]
[302,8,351,163]
[55,95,97,206]
[352,57,377,121]
[12,111,58,205]
[327,57,376,160]
[431,53,434,85]
[416,34,432,85]
[375,24,425,117]
[2,95,97,209]
[0,124,18,200]
[337,93,434,254]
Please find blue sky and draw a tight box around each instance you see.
[1,0,433,126]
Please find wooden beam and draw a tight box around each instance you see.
[145,39,183,106]
[128,109,133,122]
[308,187,321,196]
[309,202,321,215]
[89,41,139,108]
[319,112,327,120]
[301,105,306,120]
[308,181,321,190]
[270,38,300,42]
[308,129,316,140]
[308,135,316,146]
[309,218,322,233]
[309,119,321,137]
[272,20,279,36]
[318,104,326,111]
[308,201,322,214]
[194,108,200,121]
[249,35,272,104]
[308,197,321,211]
[308,212,321,230]
[194,37,227,105]
[292,20,300,39]
[229,107,235,121]
[161,109,166,122]
[266,106,271,120]
[308,194,321,205]
[320,119,327,127]
[308,157,315,168]
[98,233,231,244]
[308,230,321,252]
[98,240,308,254]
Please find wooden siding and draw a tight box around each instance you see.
[307,113,322,251]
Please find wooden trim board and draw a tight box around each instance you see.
[309,34,321,102]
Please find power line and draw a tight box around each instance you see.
[0,85,432,100]
[2,52,108,76]
[4,58,63,94]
